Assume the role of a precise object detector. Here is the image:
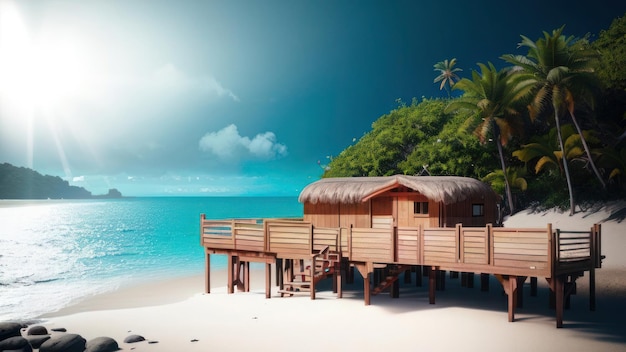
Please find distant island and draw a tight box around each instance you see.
[0,162,122,199]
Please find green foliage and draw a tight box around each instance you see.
[324,99,498,179]
[592,14,626,90]
[324,17,626,211]
[482,167,528,195]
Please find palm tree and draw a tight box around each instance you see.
[446,62,534,214]
[513,124,584,175]
[434,58,463,98]
[502,27,604,215]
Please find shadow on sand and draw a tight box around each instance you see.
[311,269,626,345]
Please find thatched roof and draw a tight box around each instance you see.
[298,175,497,205]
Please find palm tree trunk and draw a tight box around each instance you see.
[555,108,576,215]
[569,111,606,189]
[494,123,515,215]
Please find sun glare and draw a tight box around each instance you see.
[0,1,88,114]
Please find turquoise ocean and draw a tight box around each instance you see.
[0,197,302,321]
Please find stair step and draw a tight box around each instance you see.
[278,289,310,295]
[284,281,311,287]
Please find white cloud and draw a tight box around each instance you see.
[198,124,288,161]
[72,176,85,182]
[151,63,239,102]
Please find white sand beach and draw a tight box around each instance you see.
[30,204,626,352]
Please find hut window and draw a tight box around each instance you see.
[472,204,484,217]
[414,202,429,215]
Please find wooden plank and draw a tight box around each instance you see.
[494,258,548,269]
[494,242,548,250]
[494,253,547,262]
[494,247,547,256]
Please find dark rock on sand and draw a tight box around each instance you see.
[85,336,120,352]
[0,322,23,340]
[0,336,32,352]
[123,334,145,343]
[39,333,86,352]
[50,328,67,332]
[26,325,48,335]
[25,335,51,348]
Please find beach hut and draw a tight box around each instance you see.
[298,175,500,229]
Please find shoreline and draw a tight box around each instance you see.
[7,205,626,351]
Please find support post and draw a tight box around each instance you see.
[480,273,489,292]
[227,255,234,294]
[495,274,518,322]
[556,275,564,328]
[516,276,527,308]
[391,277,400,298]
[310,256,316,300]
[429,266,436,304]
[530,277,537,297]
[265,262,272,298]
[336,263,343,298]
[244,261,250,292]
[205,251,211,294]
[364,272,371,305]
[508,276,517,322]
[415,266,422,287]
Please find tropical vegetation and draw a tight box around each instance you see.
[322,14,626,215]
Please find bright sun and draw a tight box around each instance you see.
[0,1,88,115]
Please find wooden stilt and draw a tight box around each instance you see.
[364,272,371,305]
[516,277,526,308]
[415,266,422,287]
[310,257,316,300]
[495,274,518,322]
[336,264,343,298]
[440,270,446,291]
[404,269,412,284]
[508,276,517,322]
[205,251,211,294]
[467,273,474,289]
[392,277,400,298]
[556,275,564,328]
[435,269,442,291]
[451,271,459,279]
[244,261,250,292]
[227,255,234,294]
[461,272,468,287]
[429,267,436,304]
[530,277,537,297]
[275,258,282,286]
[265,263,272,298]
[480,273,489,292]
[590,262,596,311]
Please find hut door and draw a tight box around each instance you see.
[371,196,395,228]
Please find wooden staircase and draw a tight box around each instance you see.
[372,265,410,295]
[278,246,339,299]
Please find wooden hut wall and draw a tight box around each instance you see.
[371,197,393,217]
[443,196,497,227]
[396,195,441,228]
[303,202,340,227]
[339,201,371,228]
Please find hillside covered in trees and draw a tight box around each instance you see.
[323,15,626,215]
[0,163,122,199]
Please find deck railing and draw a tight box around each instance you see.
[200,215,601,277]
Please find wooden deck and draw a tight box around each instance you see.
[200,214,603,328]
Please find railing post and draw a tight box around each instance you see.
[456,223,462,263]
[590,225,596,311]
[389,226,398,262]
[548,223,555,278]
[486,224,492,265]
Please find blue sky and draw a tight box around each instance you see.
[1,0,624,196]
